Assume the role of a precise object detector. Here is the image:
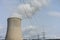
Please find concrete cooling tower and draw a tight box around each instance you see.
[5,17,23,40]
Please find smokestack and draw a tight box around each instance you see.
[5,17,23,40]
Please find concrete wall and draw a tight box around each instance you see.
[5,17,23,40]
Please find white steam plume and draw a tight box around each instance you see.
[11,0,50,18]
[17,4,35,18]
[10,12,22,18]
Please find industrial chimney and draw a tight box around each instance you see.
[5,17,23,40]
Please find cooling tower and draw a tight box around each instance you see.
[5,17,23,40]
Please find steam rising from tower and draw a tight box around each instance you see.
[12,0,49,18]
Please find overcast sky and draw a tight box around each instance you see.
[0,0,60,39]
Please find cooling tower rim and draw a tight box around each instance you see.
[7,17,21,20]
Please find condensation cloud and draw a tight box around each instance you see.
[11,0,50,18]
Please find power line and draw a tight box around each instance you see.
[22,0,42,40]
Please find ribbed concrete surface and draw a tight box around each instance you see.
[5,17,23,40]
